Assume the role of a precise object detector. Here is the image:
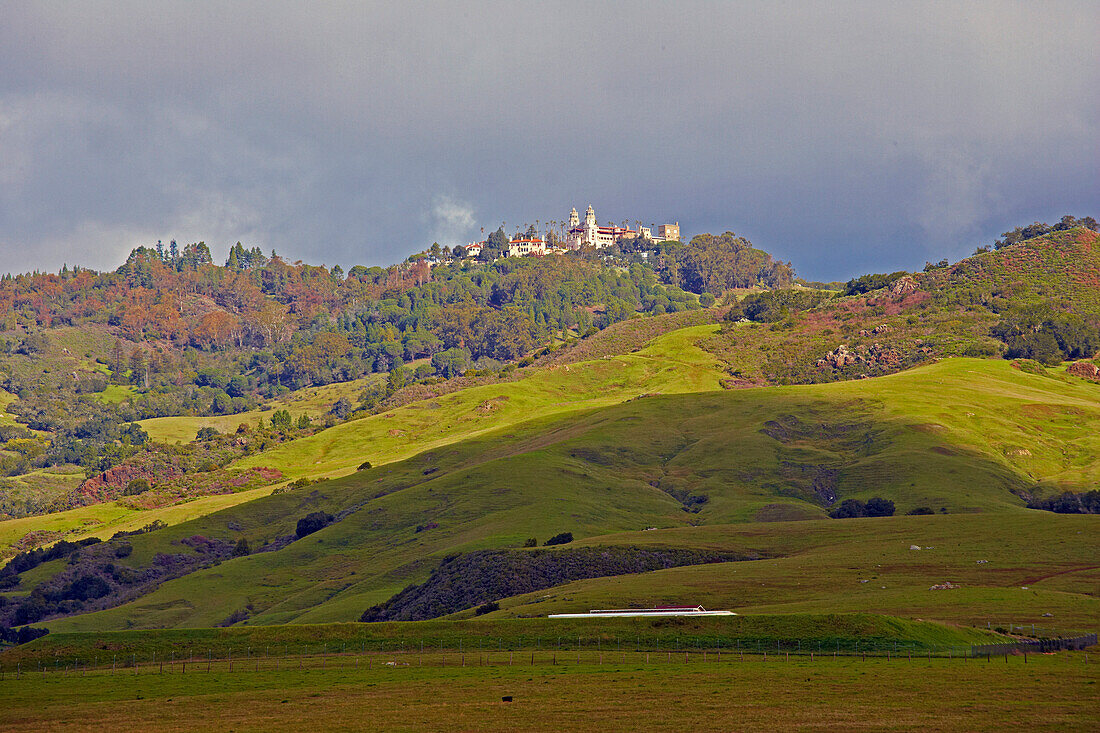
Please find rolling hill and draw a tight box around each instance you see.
[8,356,1096,633]
[1,225,1097,643]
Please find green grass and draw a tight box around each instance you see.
[0,652,1094,732]
[482,513,1100,629]
[139,376,383,443]
[0,613,1007,669]
[231,323,726,482]
[93,384,138,404]
[12,356,1098,632]
[0,485,279,559]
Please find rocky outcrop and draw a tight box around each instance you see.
[1067,360,1100,381]
[889,275,919,295]
[817,342,912,370]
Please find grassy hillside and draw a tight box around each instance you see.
[231,323,726,482]
[474,513,1099,629]
[701,227,1100,384]
[11,357,1096,633]
[0,322,724,554]
[139,376,382,444]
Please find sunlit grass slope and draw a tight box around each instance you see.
[0,325,724,555]
[477,513,1100,629]
[32,357,1100,632]
[0,485,279,559]
[139,375,383,443]
[232,324,725,481]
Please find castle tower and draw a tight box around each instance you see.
[583,205,598,246]
[569,207,579,228]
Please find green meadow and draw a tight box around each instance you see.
[138,375,383,444]
[231,324,726,482]
[0,652,1094,732]
[3,350,1093,634]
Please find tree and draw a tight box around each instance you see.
[481,227,510,261]
[387,365,409,392]
[544,531,573,546]
[193,311,239,351]
[863,497,895,517]
[329,397,352,419]
[270,409,293,432]
[123,478,150,496]
[196,427,220,441]
[295,511,334,538]
[233,537,250,556]
[829,499,865,519]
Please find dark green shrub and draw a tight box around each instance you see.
[123,478,150,496]
[196,427,220,441]
[864,497,896,517]
[829,499,865,519]
[295,511,334,539]
[543,532,573,546]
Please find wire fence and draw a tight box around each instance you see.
[971,634,1096,658]
[1,632,1094,679]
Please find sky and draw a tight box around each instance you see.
[0,1,1097,282]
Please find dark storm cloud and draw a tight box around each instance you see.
[0,1,1096,280]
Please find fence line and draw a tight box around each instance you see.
[970,634,1096,658]
[1,635,1094,679]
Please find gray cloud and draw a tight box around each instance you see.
[0,1,1096,280]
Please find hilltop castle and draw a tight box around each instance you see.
[565,205,679,250]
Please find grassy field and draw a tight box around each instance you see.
[0,485,279,559]
[231,323,726,482]
[139,375,383,443]
[481,513,1100,630]
[0,613,1007,668]
[0,652,1094,732]
[7,354,1097,632]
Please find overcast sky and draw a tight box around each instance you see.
[1,1,1097,281]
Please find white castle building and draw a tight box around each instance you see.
[565,205,679,250]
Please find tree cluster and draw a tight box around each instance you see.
[991,305,1100,365]
[1026,490,1100,514]
[994,215,1098,249]
[829,497,895,519]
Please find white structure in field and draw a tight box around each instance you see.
[548,605,735,618]
[565,205,680,250]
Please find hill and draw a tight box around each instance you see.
[0,232,771,518]
[0,220,1097,640]
[701,227,1100,384]
[4,356,1097,632]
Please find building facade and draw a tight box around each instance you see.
[507,237,546,257]
[565,205,680,249]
